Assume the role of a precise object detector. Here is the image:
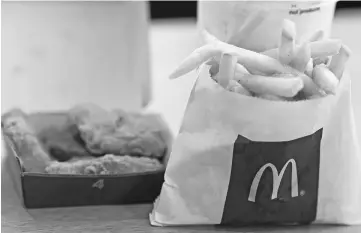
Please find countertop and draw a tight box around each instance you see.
[2,8,361,233]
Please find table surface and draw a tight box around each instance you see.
[2,8,361,233]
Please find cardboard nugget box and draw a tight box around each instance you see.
[2,111,169,209]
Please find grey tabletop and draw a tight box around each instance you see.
[2,159,361,233]
[1,146,361,233]
[2,8,361,233]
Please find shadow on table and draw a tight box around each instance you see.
[153,224,358,233]
[26,204,152,222]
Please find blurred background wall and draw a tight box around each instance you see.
[1,1,149,113]
[149,1,361,20]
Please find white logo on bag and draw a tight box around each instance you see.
[248,159,299,202]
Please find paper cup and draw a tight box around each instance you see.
[198,1,338,52]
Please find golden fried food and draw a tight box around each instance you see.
[45,154,164,175]
[2,109,51,172]
[2,104,171,174]
[69,104,168,159]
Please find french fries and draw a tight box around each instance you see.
[299,73,324,97]
[169,40,287,80]
[237,74,303,98]
[209,61,219,77]
[278,19,296,64]
[312,64,339,95]
[209,60,249,79]
[262,39,342,60]
[262,48,279,59]
[214,55,251,96]
[289,42,311,72]
[234,64,250,78]
[328,44,351,79]
[227,80,252,96]
[172,20,351,102]
[211,43,287,75]
[169,44,219,80]
[276,64,322,97]
[305,59,314,77]
[310,39,342,58]
[313,56,330,66]
[308,90,327,99]
[217,53,237,88]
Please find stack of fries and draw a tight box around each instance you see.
[171,19,351,101]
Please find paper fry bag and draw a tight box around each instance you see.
[150,65,361,226]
